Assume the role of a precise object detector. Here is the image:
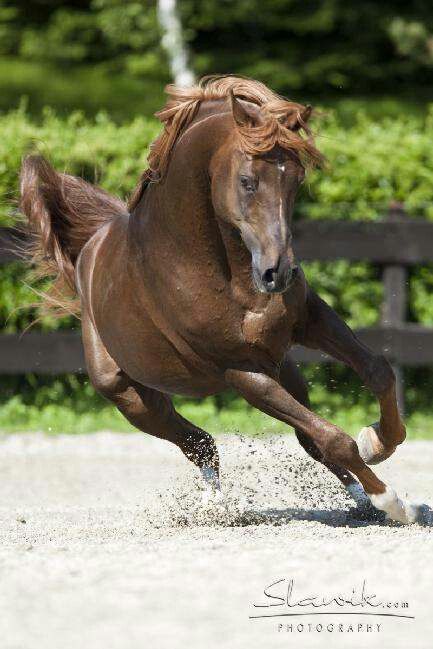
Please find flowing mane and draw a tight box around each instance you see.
[128,75,323,211]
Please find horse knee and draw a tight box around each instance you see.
[89,368,129,401]
[322,430,363,471]
[296,430,322,461]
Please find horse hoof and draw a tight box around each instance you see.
[357,424,396,465]
[370,487,431,525]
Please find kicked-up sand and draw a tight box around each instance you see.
[0,431,431,649]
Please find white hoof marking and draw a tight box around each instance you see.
[200,466,223,506]
[370,487,418,524]
[200,466,221,491]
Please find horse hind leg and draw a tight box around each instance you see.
[81,311,221,500]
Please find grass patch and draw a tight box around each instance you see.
[0,392,432,439]
[1,373,431,438]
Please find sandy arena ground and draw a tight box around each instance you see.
[0,431,431,649]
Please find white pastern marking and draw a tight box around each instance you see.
[200,466,224,507]
[370,486,418,524]
[200,466,221,492]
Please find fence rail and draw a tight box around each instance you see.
[1,204,432,409]
[1,324,432,373]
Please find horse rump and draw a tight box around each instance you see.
[19,154,126,315]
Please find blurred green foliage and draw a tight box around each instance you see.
[2,0,432,94]
[0,0,168,74]
[0,58,166,119]
[179,0,433,96]
[0,1,433,119]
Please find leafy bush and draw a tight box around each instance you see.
[0,107,160,332]
[0,107,159,228]
[0,105,431,327]
[303,110,433,220]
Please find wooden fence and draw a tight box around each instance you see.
[2,203,433,409]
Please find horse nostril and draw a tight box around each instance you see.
[262,267,277,285]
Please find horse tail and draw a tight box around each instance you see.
[19,154,126,317]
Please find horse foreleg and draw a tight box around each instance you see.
[81,312,220,499]
[278,353,374,511]
[225,368,423,524]
[298,289,405,466]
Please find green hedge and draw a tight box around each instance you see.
[3,106,433,227]
[1,106,433,428]
[0,108,159,332]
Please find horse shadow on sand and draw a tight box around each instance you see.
[220,502,433,529]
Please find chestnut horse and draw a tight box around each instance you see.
[20,76,423,523]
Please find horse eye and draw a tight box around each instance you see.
[240,175,256,192]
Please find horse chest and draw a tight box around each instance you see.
[241,302,292,351]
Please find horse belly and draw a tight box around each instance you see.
[97,313,225,398]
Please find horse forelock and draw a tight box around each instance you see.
[128,75,323,212]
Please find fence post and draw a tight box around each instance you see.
[381,202,407,414]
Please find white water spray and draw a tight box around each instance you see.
[157,0,195,87]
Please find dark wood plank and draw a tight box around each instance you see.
[292,219,433,263]
[380,204,407,412]
[381,265,407,325]
[2,213,433,377]
[292,325,433,366]
[4,220,433,264]
[0,332,85,374]
[0,326,432,374]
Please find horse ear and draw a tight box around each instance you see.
[284,104,313,131]
[230,91,263,128]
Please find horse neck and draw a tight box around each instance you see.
[131,111,255,294]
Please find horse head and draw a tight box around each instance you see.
[209,93,316,293]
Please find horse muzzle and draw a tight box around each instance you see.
[253,258,298,294]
